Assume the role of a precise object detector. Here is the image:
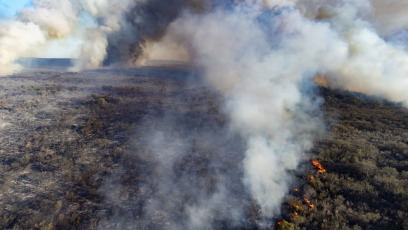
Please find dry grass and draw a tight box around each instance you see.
[0,69,254,229]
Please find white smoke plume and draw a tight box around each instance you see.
[0,21,46,75]
[312,1,408,105]
[2,0,408,227]
[165,3,340,216]
[0,0,80,75]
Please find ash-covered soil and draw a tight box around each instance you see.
[0,68,258,229]
[5,66,407,230]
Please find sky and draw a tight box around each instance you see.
[0,0,31,18]
[0,0,82,58]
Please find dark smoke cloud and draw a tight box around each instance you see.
[101,0,228,66]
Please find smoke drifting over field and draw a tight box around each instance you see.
[2,1,408,103]
[2,0,408,228]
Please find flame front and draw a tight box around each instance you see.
[311,159,326,173]
[294,204,303,211]
[303,195,314,210]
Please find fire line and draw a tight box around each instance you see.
[311,159,326,173]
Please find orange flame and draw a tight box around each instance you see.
[311,159,326,173]
[278,221,282,225]
[291,213,298,221]
[294,204,303,210]
[294,188,299,192]
[303,195,314,210]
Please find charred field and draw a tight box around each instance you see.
[0,66,253,229]
[0,65,407,230]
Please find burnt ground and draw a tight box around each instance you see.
[1,66,407,230]
[0,67,259,229]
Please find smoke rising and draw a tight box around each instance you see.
[2,0,408,228]
[0,21,46,74]
[0,0,80,74]
[314,1,408,105]
[169,5,336,217]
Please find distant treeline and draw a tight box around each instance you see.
[16,58,75,68]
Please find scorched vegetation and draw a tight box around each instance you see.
[277,87,408,230]
[0,69,407,230]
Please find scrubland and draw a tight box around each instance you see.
[0,68,407,230]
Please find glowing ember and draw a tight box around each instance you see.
[311,159,326,173]
[303,195,314,210]
[291,214,298,221]
[294,188,299,192]
[278,221,282,225]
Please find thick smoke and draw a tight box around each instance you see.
[0,0,79,74]
[165,5,335,216]
[74,0,137,69]
[100,0,209,66]
[0,0,209,72]
[2,0,408,227]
